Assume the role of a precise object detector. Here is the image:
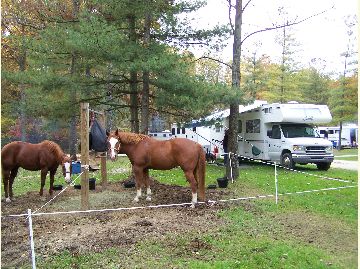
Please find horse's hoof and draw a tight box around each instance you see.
[5,198,11,203]
[134,197,139,202]
[190,203,196,209]
[146,196,151,201]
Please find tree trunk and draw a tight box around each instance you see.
[280,25,286,103]
[129,15,139,133]
[140,13,151,135]
[226,0,242,181]
[19,25,26,142]
[69,0,80,156]
[338,121,342,150]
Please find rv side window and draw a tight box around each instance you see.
[177,128,180,134]
[172,128,175,135]
[272,125,281,139]
[182,128,186,134]
[328,130,334,134]
[246,119,260,133]
[238,120,242,133]
[320,130,326,134]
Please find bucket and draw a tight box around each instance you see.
[89,178,96,190]
[71,161,81,174]
[73,178,96,190]
[217,177,228,188]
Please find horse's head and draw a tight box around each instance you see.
[62,156,72,183]
[106,129,121,161]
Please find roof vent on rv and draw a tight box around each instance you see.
[287,101,299,104]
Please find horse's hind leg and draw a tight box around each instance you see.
[144,169,151,201]
[39,168,48,196]
[133,165,144,202]
[2,169,11,202]
[8,167,19,201]
[184,170,198,207]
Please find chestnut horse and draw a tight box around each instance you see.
[1,140,72,202]
[107,129,206,205]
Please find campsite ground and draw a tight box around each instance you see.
[1,157,358,268]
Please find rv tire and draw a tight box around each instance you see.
[316,163,331,171]
[281,152,295,169]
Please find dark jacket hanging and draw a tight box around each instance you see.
[89,119,107,152]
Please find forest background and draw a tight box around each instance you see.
[1,0,358,156]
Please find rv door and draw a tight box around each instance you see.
[268,124,282,162]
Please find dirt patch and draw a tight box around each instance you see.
[1,179,230,268]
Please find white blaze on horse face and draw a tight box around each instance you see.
[64,162,71,183]
[109,137,119,160]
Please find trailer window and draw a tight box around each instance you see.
[237,120,242,133]
[246,119,260,133]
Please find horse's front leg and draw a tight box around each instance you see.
[3,170,11,203]
[49,169,56,196]
[144,169,151,201]
[133,166,144,202]
[39,169,48,196]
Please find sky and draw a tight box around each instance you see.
[188,0,358,76]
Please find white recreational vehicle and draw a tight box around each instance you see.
[223,101,334,170]
[317,125,358,148]
[149,123,226,159]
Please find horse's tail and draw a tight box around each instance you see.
[195,145,206,202]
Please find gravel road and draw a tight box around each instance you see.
[331,159,358,171]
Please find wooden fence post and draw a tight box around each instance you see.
[80,102,90,210]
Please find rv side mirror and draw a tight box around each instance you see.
[267,130,272,138]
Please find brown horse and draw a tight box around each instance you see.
[107,129,206,205]
[1,140,72,202]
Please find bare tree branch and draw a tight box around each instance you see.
[242,0,253,12]
[195,56,232,69]
[227,0,235,34]
[241,6,334,45]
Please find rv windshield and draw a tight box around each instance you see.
[281,124,318,138]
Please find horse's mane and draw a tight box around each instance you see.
[118,132,149,145]
[41,140,66,161]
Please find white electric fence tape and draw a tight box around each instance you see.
[4,185,356,218]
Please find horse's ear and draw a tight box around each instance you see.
[115,128,119,136]
[106,130,110,137]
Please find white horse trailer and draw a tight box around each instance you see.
[223,101,334,170]
[170,124,226,158]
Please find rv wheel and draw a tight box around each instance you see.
[316,163,331,171]
[281,153,295,169]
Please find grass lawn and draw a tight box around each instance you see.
[3,157,358,269]
[333,148,358,161]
